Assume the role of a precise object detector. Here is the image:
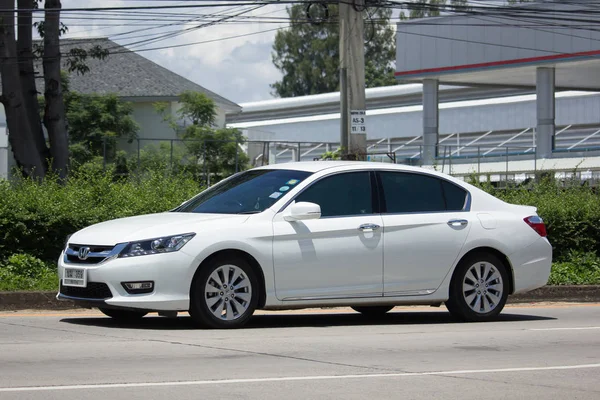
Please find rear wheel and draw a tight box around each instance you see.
[99,308,148,321]
[351,305,394,317]
[189,256,259,329]
[445,252,509,322]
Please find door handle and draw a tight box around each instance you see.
[447,219,468,227]
[358,223,381,232]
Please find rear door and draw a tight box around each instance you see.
[377,171,472,296]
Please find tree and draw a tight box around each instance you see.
[401,0,470,19]
[0,0,108,179]
[65,93,139,166]
[43,0,68,179]
[271,4,396,97]
[156,91,249,180]
[18,0,50,175]
[0,0,46,179]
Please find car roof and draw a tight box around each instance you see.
[254,161,438,174]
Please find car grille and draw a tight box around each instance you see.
[66,244,115,265]
[60,282,113,300]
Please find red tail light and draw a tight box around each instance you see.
[524,215,547,237]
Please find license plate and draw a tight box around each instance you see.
[63,268,87,287]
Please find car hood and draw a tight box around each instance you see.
[69,212,249,246]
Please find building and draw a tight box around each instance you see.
[226,2,600,181]
[0,38,240,178]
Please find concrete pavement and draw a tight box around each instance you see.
[1,304,599,399]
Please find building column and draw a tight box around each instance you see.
[422,79,439,165]
[536,67,555,159]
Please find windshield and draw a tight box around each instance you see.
[175,169,312,214]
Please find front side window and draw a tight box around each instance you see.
[379,172,467,214]
[176,169,312,214]
[295,172,373,217]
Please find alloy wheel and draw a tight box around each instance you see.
[462,261,504,314]
[204,264,252,321]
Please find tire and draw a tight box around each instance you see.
[189,256,259,329]
[99,308,148,321]
[351,305,394,316]
[445,252,509,322]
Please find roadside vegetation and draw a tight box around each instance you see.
[471,176,600,287]
[1,171,599,291]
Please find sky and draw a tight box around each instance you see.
[56,1,293,105]
[32,1,516,106]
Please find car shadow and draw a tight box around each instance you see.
[60,309,556,331]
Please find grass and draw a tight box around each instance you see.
[0,270,58,291]
[1,257,598,292]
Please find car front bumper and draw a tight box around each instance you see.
[56,250,197,311]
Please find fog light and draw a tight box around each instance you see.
[122,281,154,294]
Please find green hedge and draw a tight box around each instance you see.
[1,170,599,286]
[474,179,600,262]
[0,254,58,291]
[548,251,600,285]
[0,165,202,264]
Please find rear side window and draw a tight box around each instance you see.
[378,172,467,214]
[442,180,468,211]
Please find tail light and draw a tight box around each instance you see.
[524,215,547,237]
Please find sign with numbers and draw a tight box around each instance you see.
[350,110,366,134]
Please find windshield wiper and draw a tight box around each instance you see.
[238,210,262,214]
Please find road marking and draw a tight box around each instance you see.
[1,363,599,392]
[529,326,600,331]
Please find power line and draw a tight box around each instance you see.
[2,0,599,67]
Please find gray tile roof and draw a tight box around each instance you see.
[33,38,240,109]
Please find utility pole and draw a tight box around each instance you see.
[339,0,367,160]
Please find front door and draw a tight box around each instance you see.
[272,171,384,301]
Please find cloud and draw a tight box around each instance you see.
[59,0,288,103]
[228,41,273,64]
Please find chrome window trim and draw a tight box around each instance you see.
[275,167,472,218]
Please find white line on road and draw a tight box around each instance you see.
[1,363,600,392]
[529,327,600,331]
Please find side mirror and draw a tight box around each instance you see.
[284,202,321,222]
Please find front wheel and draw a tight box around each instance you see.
[445,252,509,322]
[189,256,259,329]
[99,308,148,321]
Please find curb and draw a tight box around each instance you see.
[508,285,600,303]
[1,286,599,311]
[0,292,76,311]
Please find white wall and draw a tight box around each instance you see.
[396,3,600,74]
[117,101,178,153]
[0,104,8,179]
[0,127,8,180]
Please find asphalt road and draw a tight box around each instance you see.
[1,304,599,400]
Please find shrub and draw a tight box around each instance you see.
[0,254,58,291]
[472,177,600,261]
[548,251,600,285]
[0,167,203,264]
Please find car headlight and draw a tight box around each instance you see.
[118,233,195,258]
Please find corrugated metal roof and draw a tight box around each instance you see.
[28,38,240,109]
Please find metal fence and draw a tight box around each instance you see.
[100,137,600,186]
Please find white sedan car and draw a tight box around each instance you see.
[58,161,552,328]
